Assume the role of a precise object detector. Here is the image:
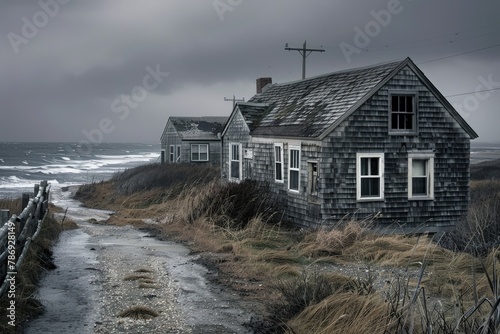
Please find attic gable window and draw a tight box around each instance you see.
[191,144,209,162]
[389,92,417,134]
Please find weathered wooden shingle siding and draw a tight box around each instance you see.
[321,66,471,229]
[181,140,222,166]
[222,111,252,179]
[161,121,181,163]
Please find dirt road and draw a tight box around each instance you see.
[23,187,253,334]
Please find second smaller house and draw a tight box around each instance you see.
[160,116,228,166]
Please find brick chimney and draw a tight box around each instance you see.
[256,77,272,94]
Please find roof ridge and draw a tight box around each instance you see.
[269,57,406,87]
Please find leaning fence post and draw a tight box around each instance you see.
[34,184,40,197]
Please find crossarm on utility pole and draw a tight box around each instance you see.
[285,40,325,79]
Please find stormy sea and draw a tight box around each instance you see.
[0,142,159,198]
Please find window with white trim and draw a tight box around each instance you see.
[176,145,181,162]
[230,143,241,180]
[274,144,283,183]
[288,146,300,192]
[191,144,209,162]
[356,153,384,201]
[390,93,416,133]
[169,145,175,162]
[408,154,434,199]
[161,149,166,164]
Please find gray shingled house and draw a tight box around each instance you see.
[220,58,478,232]
[160,116,228,166]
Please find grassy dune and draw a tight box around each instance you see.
[74,162,500,333]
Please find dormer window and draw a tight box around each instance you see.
[389,92,417,134]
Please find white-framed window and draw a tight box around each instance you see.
[229,143,242,180]
[389,92,417,133]
[191,144,209,162]
[274,143,284,183]
[356,153,384,201]
[288,146,301,192]
[176,145,181,162]
[408,153,434,200]
[161,149,166,164]
[169,145,175,162]
[308,161,319,196]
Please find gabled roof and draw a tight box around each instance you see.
[233,57,477,139]
[234,103,272,131]
[163,116,228,141]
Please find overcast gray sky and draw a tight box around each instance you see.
[1,0,499,144]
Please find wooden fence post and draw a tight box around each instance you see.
[0,180,51,298]
[21,193,30,211]
[34,184,40,197]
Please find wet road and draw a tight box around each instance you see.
[23,187,253,333]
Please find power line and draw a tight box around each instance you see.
[445,87,500,98]
[417,42,500,64]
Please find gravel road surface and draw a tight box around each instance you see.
[23,187,253,334]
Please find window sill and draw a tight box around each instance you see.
[388,131,418,136]
[409,196,434,201]
[357,197,384,202]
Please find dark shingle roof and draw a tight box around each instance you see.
[245,60,403,138]
[170,117,228,140]
[234,103,272,131]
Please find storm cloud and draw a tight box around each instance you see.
[1,0,499,143]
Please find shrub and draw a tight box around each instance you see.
[265,270,375,333]
[471,158,500,180]
[184,180,283,229]
[111,163,219,195]
[440,180,500,255]
[0,197,22,216]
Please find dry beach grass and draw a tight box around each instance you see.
[2,159,497,333]
[70,161,500,333]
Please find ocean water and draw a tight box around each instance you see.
[0,142,159,198]
[470,142,500,164]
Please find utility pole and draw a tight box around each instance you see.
[224,95,245,108]
[285,40,325,79]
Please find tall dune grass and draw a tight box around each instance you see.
[73,163,500,333]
